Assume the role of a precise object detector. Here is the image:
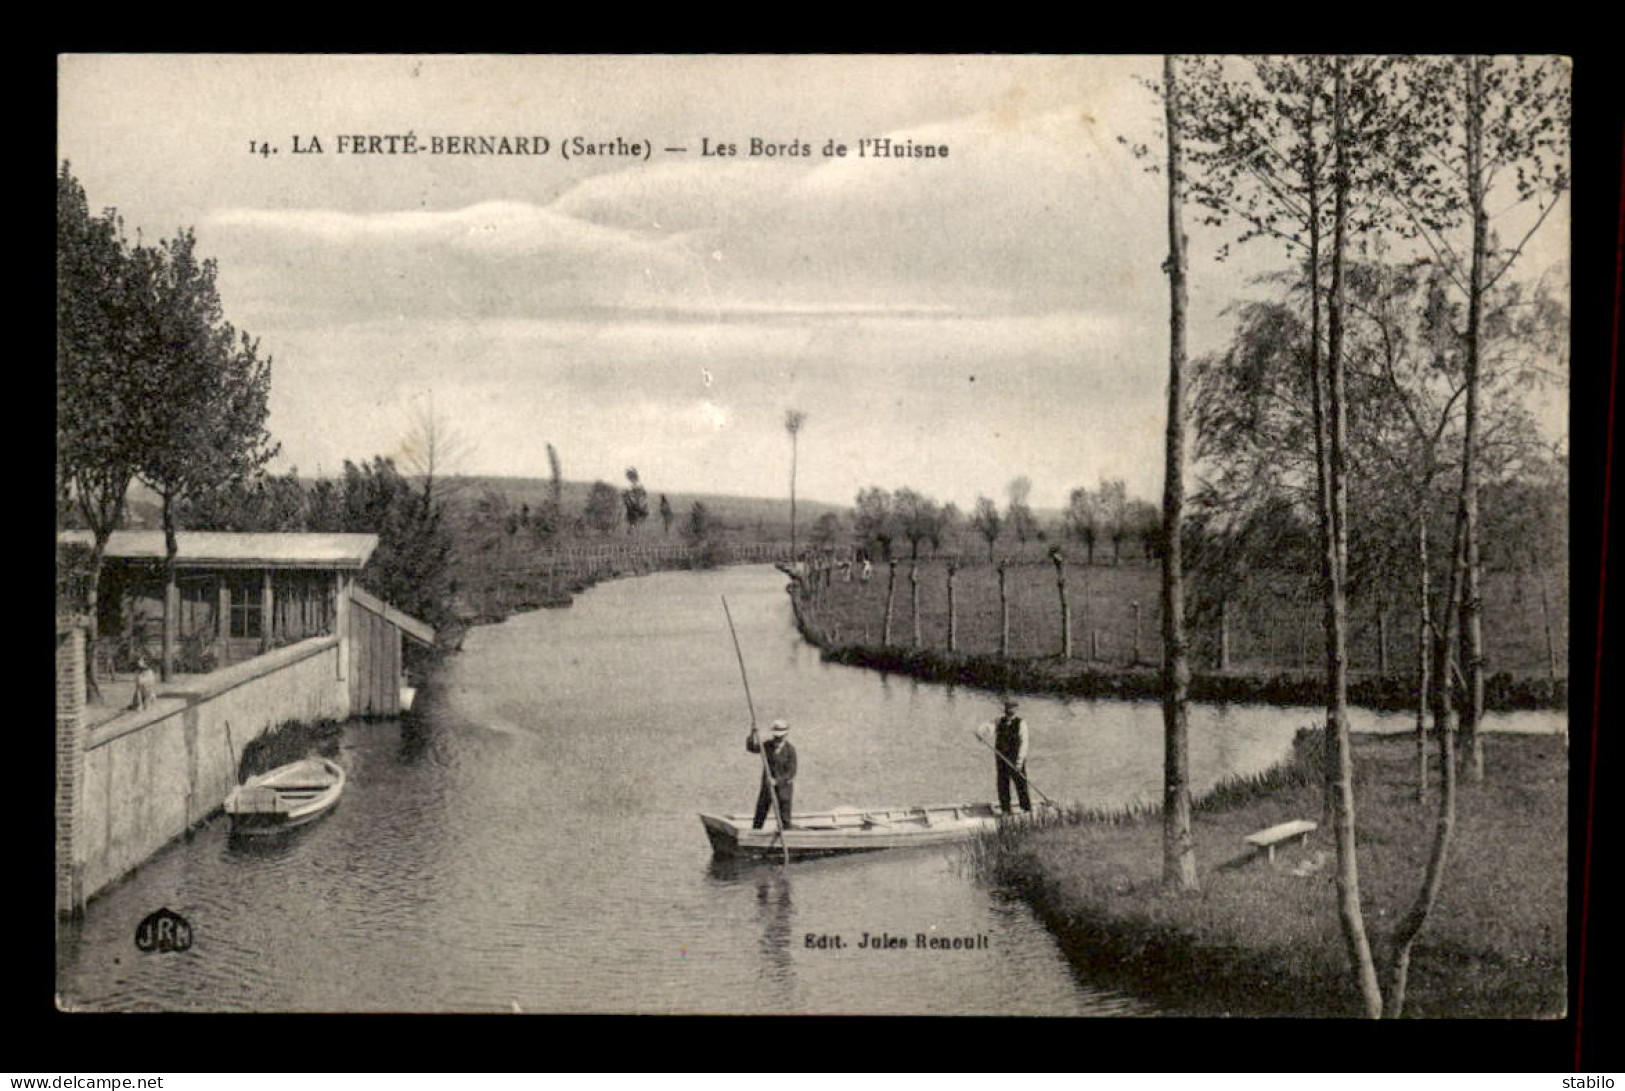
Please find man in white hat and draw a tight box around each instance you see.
[746,719,798,830]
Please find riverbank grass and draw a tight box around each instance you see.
[980,730,1565,1017]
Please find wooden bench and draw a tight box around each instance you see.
[1244,819,1318,864]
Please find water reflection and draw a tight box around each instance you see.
[397,711,432,764]
[753,869,796,990]
[224,824,314,859]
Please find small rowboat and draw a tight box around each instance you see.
[225,757,346,836]
[699,801,1052,860]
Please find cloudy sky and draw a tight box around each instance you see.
[57,55,1567,511]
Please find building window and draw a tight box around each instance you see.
[180,579,217,640]
[229,579,263,639]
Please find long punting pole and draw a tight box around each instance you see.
[971,729,1055,807]
[722,597,790,865]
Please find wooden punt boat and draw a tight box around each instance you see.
[699,802,1049,860]
[224,756,346,836]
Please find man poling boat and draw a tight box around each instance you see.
[697,721,1059,860]
[720,596,790,864]
[702,604,1058,862]
[974,699,1055,810]
[746,719,797,831]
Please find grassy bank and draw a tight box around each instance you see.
[787,563,1566,712]
[970,730,1566,1018]
[806,640,1566,712]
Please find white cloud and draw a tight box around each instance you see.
[696,400,731,430]
[204,98,1184,326]
[211,200,672,257]
[261,307,1168,509]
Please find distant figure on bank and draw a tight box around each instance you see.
[840,558,852,582]
[130,657,158,711]
[747,719,798,830]
[860,558,873,583]
[994,698,1032,814]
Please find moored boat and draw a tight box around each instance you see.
[699,801,1052,860]
[225,756,346,836]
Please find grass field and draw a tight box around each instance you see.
[799,556,1567,680]
[973,730,1567,1018]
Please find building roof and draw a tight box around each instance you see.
[350,585,437,646]
[57,531,379,570]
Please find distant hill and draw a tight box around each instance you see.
[101,475,845,536]
[445,475,847,539]
[96,474,1068,550]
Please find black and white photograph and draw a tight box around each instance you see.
[54,54,1578,1022]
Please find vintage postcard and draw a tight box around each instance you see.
[55,54,1572,1020]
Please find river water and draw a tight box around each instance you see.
[55,565,1562,1014]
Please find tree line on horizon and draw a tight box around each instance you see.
[802,478,1165,568]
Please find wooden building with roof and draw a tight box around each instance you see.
[58,530,434,716]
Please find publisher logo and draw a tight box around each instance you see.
[134,908,193,953]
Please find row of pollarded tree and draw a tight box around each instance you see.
[800,449,1565,677]
[794,547,1562,681]
[800,547,1098,660]
[831,480,1163,566]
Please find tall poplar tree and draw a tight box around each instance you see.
[1182,52,1386,1017]
[1373,53,1568,1015]
[1387,56,1570,782]
[622,467,650,534]
[1159,55,1197,890]
[785,409,808,555]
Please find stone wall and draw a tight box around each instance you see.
[62,634,347,911]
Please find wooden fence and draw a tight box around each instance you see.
[783,554,1567,680]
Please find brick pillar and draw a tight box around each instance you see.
[56,623,87,918]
